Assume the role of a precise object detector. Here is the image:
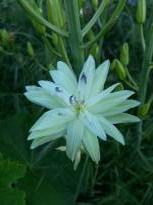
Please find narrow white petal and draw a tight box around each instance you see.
[78,55,95,100]
[57,61,76,81]
[80,111,106,140]
[73,150,81,170]
[90,60,110,97]
[25,85,40,91]
[28,125,66,140]
[87,90,134,114]
[57,61,77,85]
[106,113,140,124]
[38,80,71,106]
[83,128,100,163]
[30,132,63,149]
[102,100,140,116]
[30,108,75,131]
[102,83,120,95]
[50,70,77,94]
[24,89,59,109]
[66,119,84,161]
[99,117,125,145]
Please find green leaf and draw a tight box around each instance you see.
[20,151,85,205]
[0,113,31,163]
[0,113,89,204]
[0,156,26,205]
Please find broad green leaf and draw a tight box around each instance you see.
[0,156,26,205]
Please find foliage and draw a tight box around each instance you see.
[0,155,26,205]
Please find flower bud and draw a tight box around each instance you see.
[79,0,85,8]
[120,42,129,66]
[51,33,59,46]
[47,0,65,28]
[90,44,99,58]
[115,83,124,91]
[27,41,35,57]
[138,103,150,117]
[136,0,146,24]
[112,59,126,80]
[92,0,98,9]
[0,29,9,47]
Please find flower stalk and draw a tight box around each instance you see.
[64,0,84,75]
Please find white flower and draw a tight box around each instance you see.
[24,55,140,165]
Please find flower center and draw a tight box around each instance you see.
[74,103,85,114]
[69,95,85,114]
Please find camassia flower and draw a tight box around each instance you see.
[25,55,140,165]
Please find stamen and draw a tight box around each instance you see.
[69,95,77,104]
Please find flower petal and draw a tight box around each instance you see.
[50,69,77,94]
[106,113,140,124]
[57,61,77,84]
[78,55,95,100]
[30,131,63,149]
[73,150,81,170]
[30,108,75,131]
[90,60,110,97]
[99,117,125,145]
[24,88,59,109]
[66,119,84,161]
[102,100,140,116]
[25,85,41,91]
[28,125,66,140]
[102,83,120,95]
[38,80,71,106]
[87,90,134,114]
[80,111,106,140]
[83,128,100,163]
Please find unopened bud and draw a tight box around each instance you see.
[79,0,85,8]
[0,29,9,47]
[92,0,98,8]
[136,0,146,24]
[112,59,126,80]
[115,83,124,91]
[120,43,129,66]
[138,103,150,117]
[27,41,34,57]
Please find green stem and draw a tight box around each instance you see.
[137,24,153,149]
[74,156,89,202]
[139,24,153,104]
[125,67,139,90]
[82,0,126,49]
[64,0,84,76]
[138,24,146,52]
[17,0,68,37]
[0,47,14,56]
[42,36,62,57]
[82,0,110,37]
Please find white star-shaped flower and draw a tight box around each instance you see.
[25,55,140,165]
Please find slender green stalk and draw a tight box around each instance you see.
[139,24,153,104]
[42,36,62,57]
[64,0,84,75]
[137,24,153,149]
[82,0,126,49]
[74,156,89,202]
[82,0,110,37]
[17,0,68,37]
[125,67,139,90]
[138,24,146,52]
